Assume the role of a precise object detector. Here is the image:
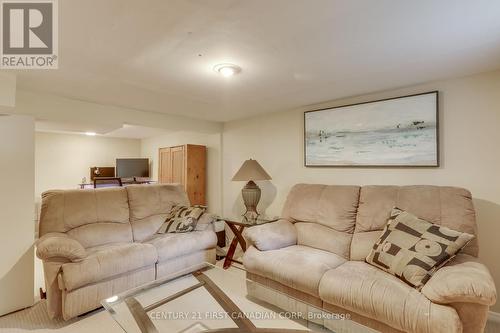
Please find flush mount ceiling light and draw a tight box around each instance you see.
[213,63,241,77]
[85,132,97,136]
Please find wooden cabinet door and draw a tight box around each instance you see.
[185,145,206,205]
[158,147,171,184]
[170,145,185,185]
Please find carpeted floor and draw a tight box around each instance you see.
[0,300,121,333]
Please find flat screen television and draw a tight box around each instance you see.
[116,158,149,178]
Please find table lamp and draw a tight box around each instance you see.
[231,159,272,218]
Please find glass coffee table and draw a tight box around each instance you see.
[102,263,343,333]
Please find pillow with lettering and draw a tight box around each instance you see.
[366,208,474,289]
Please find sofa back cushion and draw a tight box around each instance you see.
[351,185,478,260]
[281,184,360,259]
[39,187,132,248]
[126,184,190,242]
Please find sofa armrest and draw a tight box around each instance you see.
[421,254,497,306]
[243,219,297,251]
[36,232,87,262]
[196,213,217,231]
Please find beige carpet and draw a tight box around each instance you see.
[0,301,122,333]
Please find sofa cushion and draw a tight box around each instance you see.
[353,185,478,258]
[61,243,158,291]
[39,188,132,247]
[127,184,190,241]
[366,208,474,289]
[318,261,461,333]
[281,184,360,257]
[144,231,217,262]
[243,245,346,297]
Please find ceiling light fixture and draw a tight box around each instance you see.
[85,132,97,136]
[213,63,241,77]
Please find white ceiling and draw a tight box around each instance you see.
[15,0,500,122]
[36,121,170,139]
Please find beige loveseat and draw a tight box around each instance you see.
[36,184,217,320]
[243,184,497,333]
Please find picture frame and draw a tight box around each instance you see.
[304,91,439,167]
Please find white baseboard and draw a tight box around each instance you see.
[489,311,500,323]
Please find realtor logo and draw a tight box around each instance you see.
[1,0,58,69]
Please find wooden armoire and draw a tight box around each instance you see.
[158,144,206,205]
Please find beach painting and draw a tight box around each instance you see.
[305,92,438,166]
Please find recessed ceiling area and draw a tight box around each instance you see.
[36,121,171,139]
[15,0,500,122]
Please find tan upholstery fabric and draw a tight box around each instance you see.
[246,272,323,308]
[61,243,157,291]
[156,249,216,279]
[354,185,478,258]
[62,266,155,320]
[322,302,404,333]
[144,230,216,262]
[36,233,86,262]
[282,184,360,229]
[282,184,360,257]
[127,184,190,241]
[243,219,297,251]
[350,230,383,260]
[295,222,352,259]
[128,214,169,242]
[39,188,132,247]
[244,245,346,296]
[42,261,65,319]
[67,223,133,249]
[318,261,462,333]
[449,302,489,333]
[421,254,497,305]
[245,273,401,333]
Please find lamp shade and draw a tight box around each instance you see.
[231,159,272,181]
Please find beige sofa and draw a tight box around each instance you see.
[36,184,217,320]
[243,184,497,333]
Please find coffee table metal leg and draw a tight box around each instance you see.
[124,297,159,333]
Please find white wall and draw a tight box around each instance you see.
[35,132,141,199]
[0,73,16,107]
[141,131,222,214]
[222,69,500,311]
[0,115,35,315]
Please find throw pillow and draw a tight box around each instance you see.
[157,205,207,234]
[365,207,474,289]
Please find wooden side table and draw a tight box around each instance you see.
[222,216,278,269]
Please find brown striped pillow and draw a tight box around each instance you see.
[157,205,206,234]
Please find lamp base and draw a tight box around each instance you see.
[241,180,261,219]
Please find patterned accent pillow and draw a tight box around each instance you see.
[365,207,474,289]
[157,205,207,234]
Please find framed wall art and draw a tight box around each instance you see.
[304,91,439,167]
